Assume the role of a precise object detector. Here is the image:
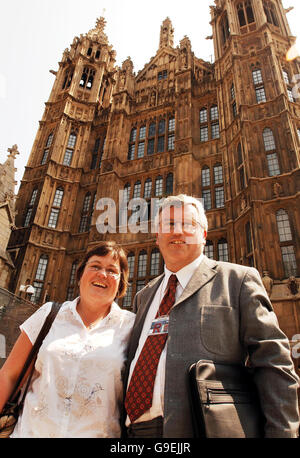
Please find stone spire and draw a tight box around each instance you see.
[0,145,19,205]
[159,17,174,49]
[87,16,108,44]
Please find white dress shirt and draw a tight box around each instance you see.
[126,254,204,425]
[11,298,135,438]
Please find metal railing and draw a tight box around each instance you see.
[0,287,39,367]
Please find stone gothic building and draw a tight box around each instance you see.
[7,1,300,365]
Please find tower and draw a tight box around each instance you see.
[210,0,300,349]
[159,17,174,49]
[8,18,117,303]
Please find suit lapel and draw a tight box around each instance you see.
[127,257,217,361]
[174,256,218,308]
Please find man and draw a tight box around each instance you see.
[123,194,299,438]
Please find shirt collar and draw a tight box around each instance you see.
[164,253,204,290]
[67,296,121,323]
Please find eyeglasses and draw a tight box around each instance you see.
[160,220,203,235]
[85,262,121,279]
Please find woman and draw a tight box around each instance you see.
[0,242,135,438]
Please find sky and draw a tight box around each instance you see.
[0,0,299,191]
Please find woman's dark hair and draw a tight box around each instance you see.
[76,241,129,299]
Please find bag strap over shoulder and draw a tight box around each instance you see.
[9,301,61,404]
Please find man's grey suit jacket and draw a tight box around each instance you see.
[124,256,299,438]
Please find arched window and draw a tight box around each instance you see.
[142,178,152,222]
[245,221,253,253]
[48,187,64,228]
[201,166,211,210]
[41,132,54,164]
[282,69,290,85]
[63,132,77,166]
[138,250,147,277]
[210,105,219,121]
[46,132,54,146]
[202,189,212,211]
[263,1,279,26]
[204,240,214,259]
[231,83,237,118]
[138,126,146,158]
[123,183,131,202]
[220,11,230,45]
[150,248,160,276]
[90,138,100,169]
[213,164,224,208]
[215,187,225,208]
[200,105,220,141]
[263,128,276,151]
[202,166,210,187]
[127,252,135,279]
[211,121,220,140]
[144,178,152,199]
[246,1,255,23]
[130,127,137,141]
[200,108,208,124]
[237,1,255,27]
[238,3,246,27]
[128,128,137,160]
[79,192,92,233]
[24,188,38,227]
[237,143,243,166]
[133,181,142,199]
[245,221,254,266]
[282,68,295,103]
[122,283,133,309]
[168,116,175,151]
[89,136,105,170]
[218,238,229,262]
[147,122,156,155]
[157,119,166,153]
[214,164,223,184]
[252,69,266,103]
[276,210,292,242]
[31,254,49,303]
[155,176,163,197]
[236,143,245,191]
[79,67,95,90]
[280,247,297,278]
[276,210,297,277]
[62,67,74,90]
[263,128,280,176]
[165,173,173,195]
[66,261,78,301]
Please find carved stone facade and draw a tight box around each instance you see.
[0,145,18,288]
[7,1,300,372]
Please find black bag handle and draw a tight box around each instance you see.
[8,301,61,405]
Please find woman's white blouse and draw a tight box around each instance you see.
[11,298,135,438]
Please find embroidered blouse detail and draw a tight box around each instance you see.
[11,298,135,438]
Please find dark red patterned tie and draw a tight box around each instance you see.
[125,274,178,423]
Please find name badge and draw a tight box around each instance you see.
[148,316,169,335]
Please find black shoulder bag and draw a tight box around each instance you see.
[188,359,265,438]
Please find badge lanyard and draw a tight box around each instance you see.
[148,276,177,336]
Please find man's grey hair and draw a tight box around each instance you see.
[154,194,208,232]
